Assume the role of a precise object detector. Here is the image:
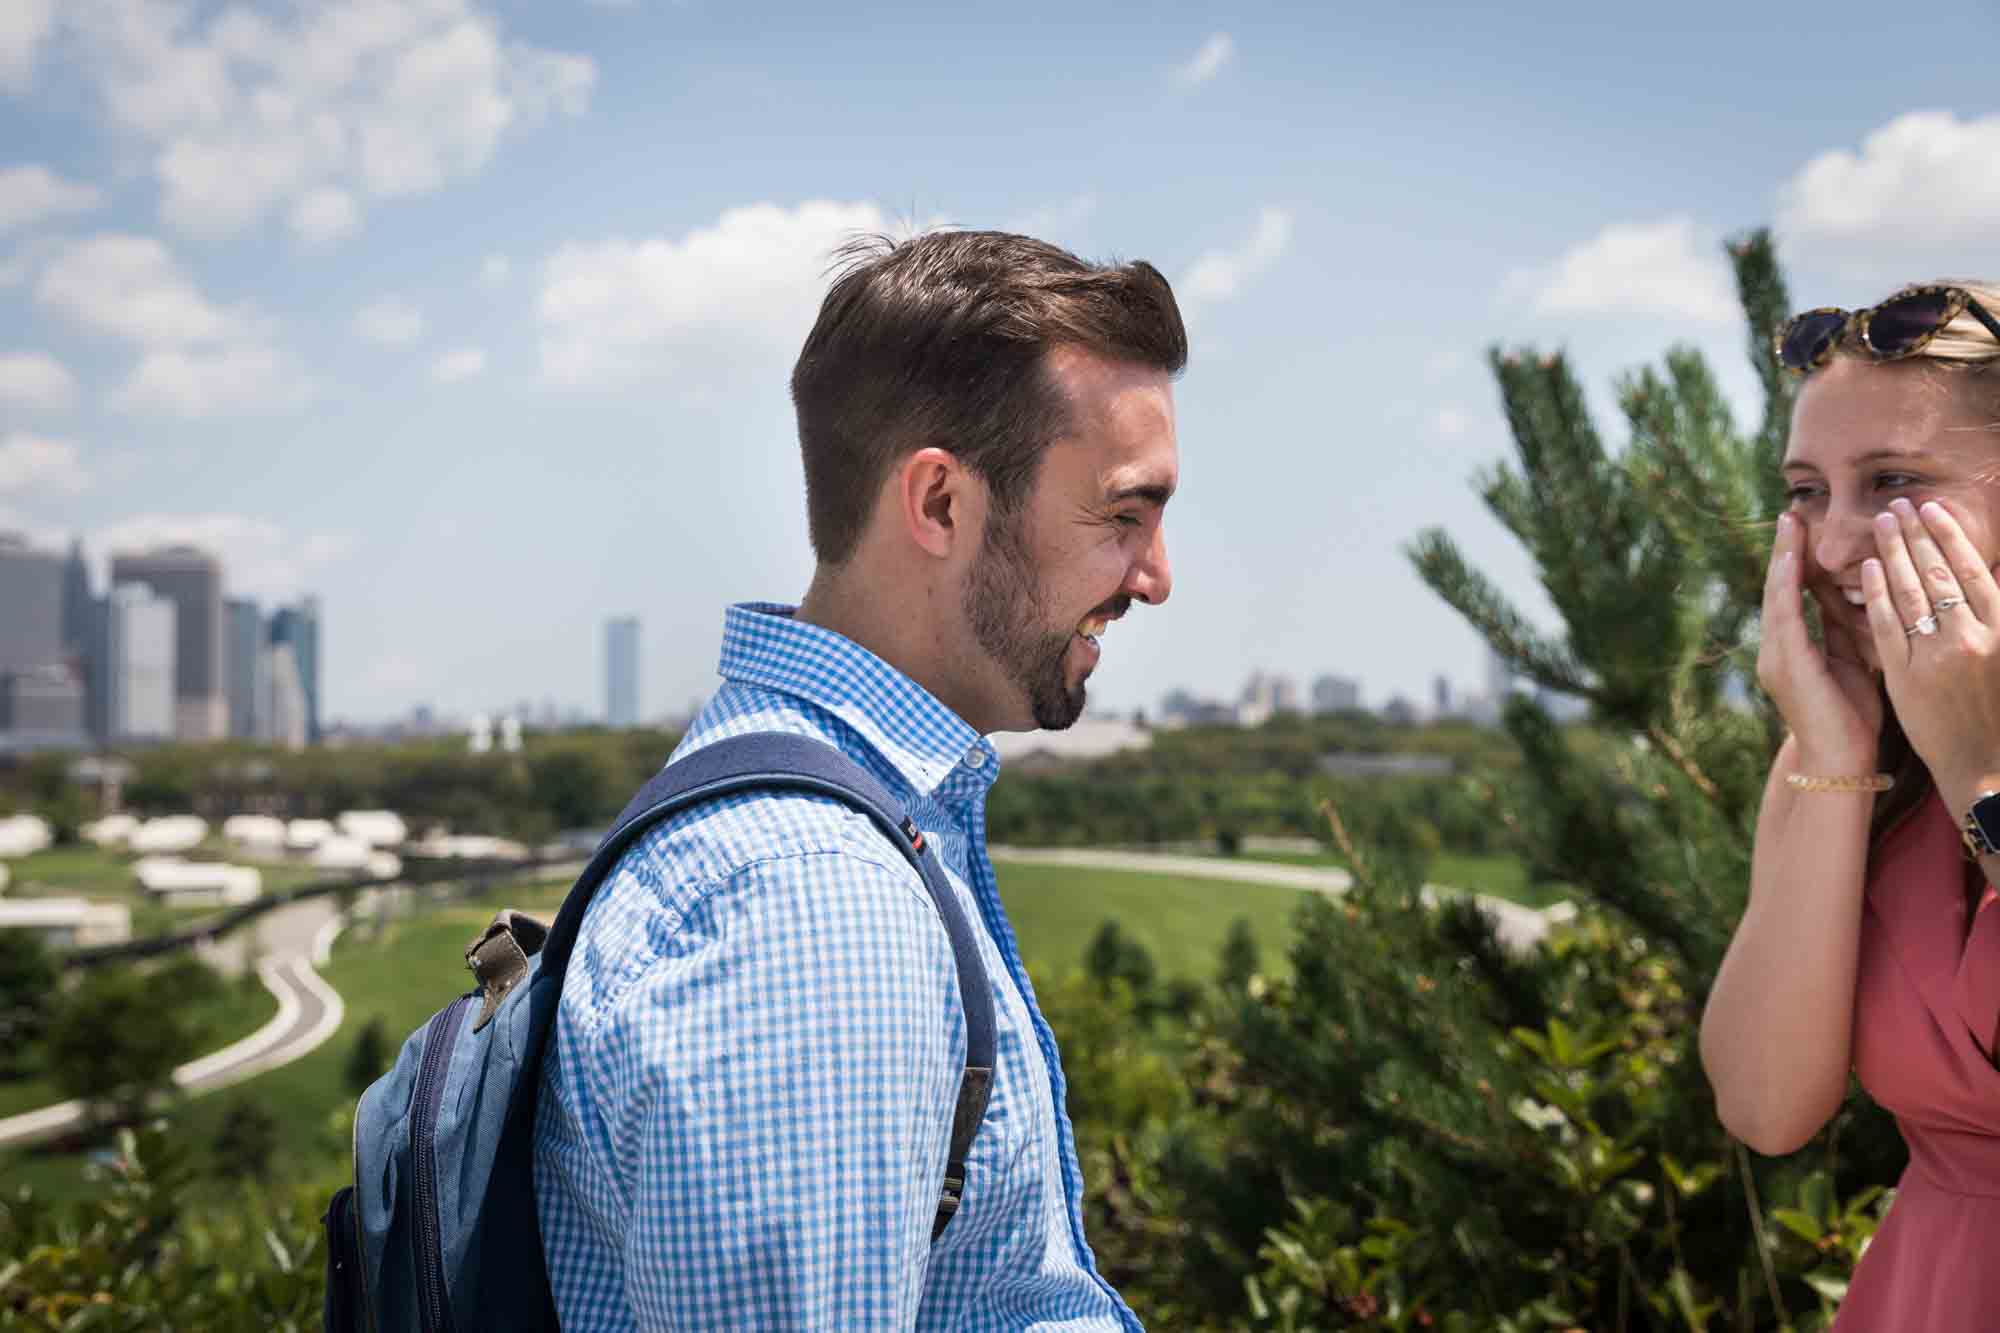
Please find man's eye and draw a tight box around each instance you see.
[1115,513,1143,528]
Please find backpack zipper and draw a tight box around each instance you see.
[412,995,473,1333]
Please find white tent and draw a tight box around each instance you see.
[133,856,261,904]
[310,834,374,870]
[0,814,52,858]
[337,810,408,848]
[223,814,288,849]
[286,818,335,852]
[81,813,139,847]
[366,850,402,880]
[409,833,530,861]
[0,897,131,947]
[129,815,208,854]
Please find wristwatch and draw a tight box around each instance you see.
[1963,790,2000,857]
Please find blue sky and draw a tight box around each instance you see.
[3,0,1999,727]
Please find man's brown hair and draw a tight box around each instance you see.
[789,229,1188,564]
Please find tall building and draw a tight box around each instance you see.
[605,615,640,727]
[225,598,266,739]
[0,665,84,739]
[267,639,307,751]
[0,533,63,678]
[60,539,100,740]
[109,546,225,740]
[60,539,91,655]
[1311,674,1362,714]
[106,583,176,742]
[270,597,321,741]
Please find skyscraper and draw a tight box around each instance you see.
[267,639,307,751]
[0,533,63,678]
[109,546,225,741]
[605,616,640,727]
[270,597,321,742]
[225,598,265,740]
[106,583,175,742]
[60,539,91,655]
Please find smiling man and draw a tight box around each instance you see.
[534,230,1185,1330]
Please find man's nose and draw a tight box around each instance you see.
[1125,527,1172,606]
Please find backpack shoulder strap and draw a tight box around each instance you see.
[538,731,995,1241]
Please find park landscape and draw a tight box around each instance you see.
[0,235,1915,1329]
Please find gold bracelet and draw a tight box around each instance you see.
[1785,772,1893,793]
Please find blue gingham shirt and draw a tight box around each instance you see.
[535,603,1141,1330]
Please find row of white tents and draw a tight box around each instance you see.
[81,810,412,856]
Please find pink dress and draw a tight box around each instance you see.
[1837,792,2000,1327]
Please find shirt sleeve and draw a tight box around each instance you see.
[594,846,963,1330]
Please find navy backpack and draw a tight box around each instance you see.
[322,733,997,1332]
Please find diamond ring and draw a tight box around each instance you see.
[1906,614,1941,637]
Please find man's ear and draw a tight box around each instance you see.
[896,447,979,559]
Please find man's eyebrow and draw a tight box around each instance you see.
[1106,482,1175,506]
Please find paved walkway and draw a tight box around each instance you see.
[988,846,1568,953]
[0,896,346,1149]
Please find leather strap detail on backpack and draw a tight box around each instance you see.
[933,1065,993,1240]
[465,910,550,1033]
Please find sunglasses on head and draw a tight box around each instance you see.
[1774,284,2000,374]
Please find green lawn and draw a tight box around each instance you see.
[3,860,1306,1202]
[5,842,338,937]
[997,861,1303,981]
[1236,847,1572,910]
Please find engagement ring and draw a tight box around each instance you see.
[1906,614,1941,637]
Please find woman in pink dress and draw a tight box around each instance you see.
[1701,281,2000,1327]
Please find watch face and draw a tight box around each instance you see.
[1973,792,2000,852]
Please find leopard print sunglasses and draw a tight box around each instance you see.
[1774,284,2000,374]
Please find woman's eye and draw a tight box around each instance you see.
[1876,473,1920,491]
[1785,485,1823,504]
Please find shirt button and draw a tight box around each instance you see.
[963,746,987,769]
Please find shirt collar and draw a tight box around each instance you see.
[718,602,1000,799]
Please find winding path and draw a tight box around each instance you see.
[0,896,347,1149]
[988,845,1569,953]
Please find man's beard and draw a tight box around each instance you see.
[964,509,1086,731]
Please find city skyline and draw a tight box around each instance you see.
[3,4,1997,726]
[0,526,322,749]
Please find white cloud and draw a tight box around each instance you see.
[480,252,511,286]
[1174,33,1234,87]
[1508,217,1735,324]
[290,186,361,247]
[0,164,105,233]
[1004,194,1097,241]
[432,346,487,382]
[0,0,53,93]
[36,232,235,344]
[96,512,348,599]
[354,298,425,345]
[0,352,77,411]
[60,0,596,241]
[537,199,889,385]
[1180,207,1293,312]
[114,342,303,417]
[34,231,306,416]
[1778,110,2000,275]
[0,433,88,495]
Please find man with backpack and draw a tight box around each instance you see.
[533,230,1185,1328]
